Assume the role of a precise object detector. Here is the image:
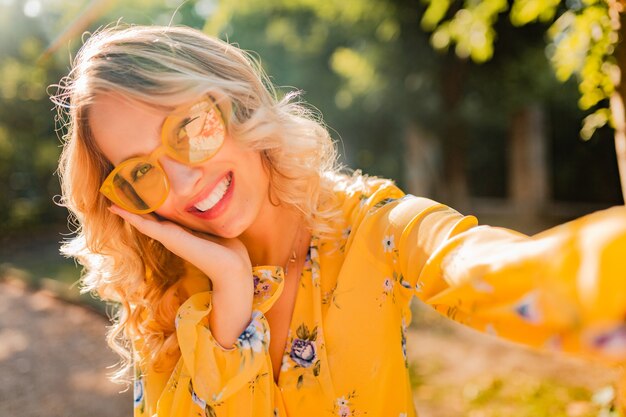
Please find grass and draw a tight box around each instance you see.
[408,360,622,417]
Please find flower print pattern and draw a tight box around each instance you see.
[339,405,351,416]
[335,226,352,252]
[443,304,463,322]
[400,317,408,368]
[285,323,321,389]
[322,282,341,309]
[280,353,291,372]
[372,197,397,211]
[134,371,145,413]
[382,235,395,253]
[188,380,218,417]
[248,372,269,395]
[513,291,542,324]
[257,282,272,295]
[237,310,267,353]
[398,276,412,290]
[309,244,320,288]
[137,180,626,417]
[588,324,626,357]
[377,271,403,306]
[291,338,316,367]
[252,268,281,306]
[471,279,494,293]
[279,329,293,375]
[377,277,395,306]
[332,390,367,416]
[189,380,205,408]
[358,193,368,208]
[290,324,318,368]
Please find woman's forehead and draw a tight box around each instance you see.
[89,94,166,165]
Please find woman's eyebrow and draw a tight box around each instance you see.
[115,118,167,164]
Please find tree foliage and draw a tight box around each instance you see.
[421,0,622,140]
[0,0,621,235]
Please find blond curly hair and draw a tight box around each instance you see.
[50,24,345,384]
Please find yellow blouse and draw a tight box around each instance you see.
[132,175,626,417]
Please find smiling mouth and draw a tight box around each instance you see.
[192,172,233,212]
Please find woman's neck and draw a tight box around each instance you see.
[239,198,307,268]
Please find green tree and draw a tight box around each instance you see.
[40,0,622,220]
[420,0,626,200]
[0,1,68,233]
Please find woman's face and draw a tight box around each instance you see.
[89,93,271,238]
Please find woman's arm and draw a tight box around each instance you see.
[413,204,626,363]
[351,184,626,364]
[110,205,275,412]
[109,205,254,349]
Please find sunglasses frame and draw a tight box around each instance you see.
[99,97,226,214]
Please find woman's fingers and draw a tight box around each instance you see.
[108,205,201,252]
[108,205,180,242]
[107,205,251,280]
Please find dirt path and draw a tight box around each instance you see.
[408,302,622,417]
[0,281,132,417]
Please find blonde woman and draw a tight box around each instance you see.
[52,25,626,417]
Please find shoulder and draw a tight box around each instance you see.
[325,170,406,228]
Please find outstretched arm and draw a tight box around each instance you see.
[355,185,626,364]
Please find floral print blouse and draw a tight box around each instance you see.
[132,175,626,417]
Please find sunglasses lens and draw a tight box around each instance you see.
[101,99,225,213]
[111,160,168,212]
[164,100,225,164]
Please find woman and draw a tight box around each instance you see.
[52,25,626,416]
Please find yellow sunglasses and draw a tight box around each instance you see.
[99,98,226,214]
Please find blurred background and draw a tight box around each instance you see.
[0,0,624,416]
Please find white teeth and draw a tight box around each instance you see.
[194,175,232,212]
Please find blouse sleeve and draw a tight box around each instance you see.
[364,189,626,364]
[174,290,271,405]
[129,266,282,416]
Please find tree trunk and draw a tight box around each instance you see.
[508,104,549,219]
[402,121,439,198]
[439,56,470,210]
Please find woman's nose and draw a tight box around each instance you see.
[158,156,203,197]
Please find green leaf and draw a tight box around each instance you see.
[581,108,611,140]
[313,360,321,376]
[421,0,452,31]
[296,323,309,340]
[310,326,318,341]
[510,0,559,26]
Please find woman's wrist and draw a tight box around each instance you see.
[208,270,254,349]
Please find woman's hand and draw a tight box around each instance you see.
[109,205,254,349]
[109,205,251,281]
